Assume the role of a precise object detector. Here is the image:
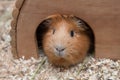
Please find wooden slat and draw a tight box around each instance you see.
[10,0,26,58]
[11,0,120,59]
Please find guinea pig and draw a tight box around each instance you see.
[40,14,94,67]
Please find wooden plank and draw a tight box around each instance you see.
[12,0,120,59]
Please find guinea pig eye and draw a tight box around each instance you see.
[70,30,74,37]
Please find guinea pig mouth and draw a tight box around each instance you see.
[54,47,66,57]
[55,52,65,57]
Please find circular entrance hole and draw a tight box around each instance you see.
[36,15,95,57]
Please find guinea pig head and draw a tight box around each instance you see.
[42,14,90,67]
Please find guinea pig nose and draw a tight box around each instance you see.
[56,47,65,52]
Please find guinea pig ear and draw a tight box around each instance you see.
[71,16,89,30]
[40,18,52,27]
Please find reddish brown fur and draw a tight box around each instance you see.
[42,14,90,67]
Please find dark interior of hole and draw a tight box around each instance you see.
[36,20,50,55]
[36,17,95,56]
[81,19,95,55]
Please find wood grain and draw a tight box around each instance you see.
[11,0,120,59]
[10,0,25,58]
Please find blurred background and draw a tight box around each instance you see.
[0,0,15,39]
[0,0,15,60]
